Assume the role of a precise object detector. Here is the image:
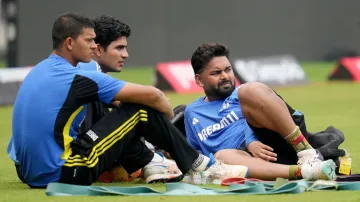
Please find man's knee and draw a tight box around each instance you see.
[238,82,273,101]
[238,82,275,107]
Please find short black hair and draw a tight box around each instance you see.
[191,43,230,74]
[93,15,131,50]
[52,12,94,49]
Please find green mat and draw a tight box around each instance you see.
[46,178,360,196]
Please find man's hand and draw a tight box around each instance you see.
[247,141,277,162]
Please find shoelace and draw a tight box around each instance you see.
[298,154,322,166]
[208,160,227,171]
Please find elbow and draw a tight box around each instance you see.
[147,86,164,104]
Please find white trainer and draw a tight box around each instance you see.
[297,149,324,165]
[301,159,337,180]
[184,161,249,185]
[142,153,183,184]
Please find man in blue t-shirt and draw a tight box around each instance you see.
[76,15,183,184]
[7,13,250,188]
[184,43,338,181]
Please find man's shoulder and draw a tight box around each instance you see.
[186,98,204,110]
[74,69,108,82]
[25,56,71,81]
[37,54,71,68]
[226,86,241,101]
[74,69,125,93]
[77,60,102,72]
[32,55,60,69]
[232,86,241,95]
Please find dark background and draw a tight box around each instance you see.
[15,0,360,67]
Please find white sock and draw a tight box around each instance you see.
[150,152,163,163]
[300,164,312,180]
[144,140,155,152]
[192,154,210,171]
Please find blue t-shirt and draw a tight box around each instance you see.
[184,86,258,156]
[77,60,101,72]
[8,54,125,187]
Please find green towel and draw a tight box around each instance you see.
[46,178,360,196]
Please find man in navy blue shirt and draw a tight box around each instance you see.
[8,13,249,188]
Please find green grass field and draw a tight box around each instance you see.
[1,62,360,201]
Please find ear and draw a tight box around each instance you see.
[195,74,204,87]
[94,44,102,57]
[64,37,74,51]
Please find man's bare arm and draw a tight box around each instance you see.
[113,82,174,119]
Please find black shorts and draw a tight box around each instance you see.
[247,99,309,165]
[58,103,198,186]
[58,103,155,186]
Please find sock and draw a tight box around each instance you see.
[289,165,303,180]
[285,126,313,153]
[192,154,213,171]
[149,152,163,164]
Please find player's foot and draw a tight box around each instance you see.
[301,159,337,180]
[297,149,324,165]
[142,153,183,183]
[183,153,249,184]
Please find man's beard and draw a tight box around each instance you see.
[204,79,236,100]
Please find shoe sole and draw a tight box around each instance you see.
[146,174,184,184]
[321,160,337,180]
